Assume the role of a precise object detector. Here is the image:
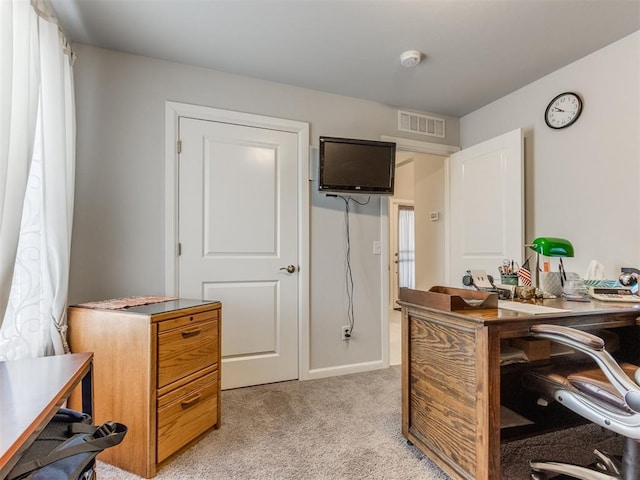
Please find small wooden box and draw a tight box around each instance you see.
[511,337,551,361]
[399,286,498,311]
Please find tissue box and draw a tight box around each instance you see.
[511,338,551,361]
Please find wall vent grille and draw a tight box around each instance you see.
[398,110,445,138]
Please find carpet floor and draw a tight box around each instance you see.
[96,366,621,479]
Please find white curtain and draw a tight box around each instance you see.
[398,206,415,289]
[0,0,76,360]
[0,0,40,335]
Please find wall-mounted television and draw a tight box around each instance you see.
[319,136,396,195]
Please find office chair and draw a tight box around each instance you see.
[522,324,640,480]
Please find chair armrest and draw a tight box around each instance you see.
[530,324,605,351]
[530,324,640,413]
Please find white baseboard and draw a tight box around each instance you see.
[304,359,388,381]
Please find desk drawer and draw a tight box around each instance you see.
[157,370,218,463]
[158,318,218,388]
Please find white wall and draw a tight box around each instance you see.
[68,44,460,376]
[393,152,416,201]
[414,154,447,290]
[460,31,640,278]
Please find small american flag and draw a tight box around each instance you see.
[518,258,532,286]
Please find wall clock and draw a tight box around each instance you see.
[545,92,583,129]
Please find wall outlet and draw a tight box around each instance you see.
[342,326,351,341]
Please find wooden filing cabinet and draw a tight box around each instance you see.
[67,299,221,478]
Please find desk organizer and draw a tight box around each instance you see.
[539,272,561,296]
[399,286,498,311]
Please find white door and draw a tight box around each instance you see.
[397,205,416,292]
[448,128,524,285]
[178,117,299,390]
[389,199,414,309]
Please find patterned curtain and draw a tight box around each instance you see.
[0,0,76,360]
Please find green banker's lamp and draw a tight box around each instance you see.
[527,237,574,288]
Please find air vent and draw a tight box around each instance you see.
[398,110,445,138]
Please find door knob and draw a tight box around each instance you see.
[280,265,296,274]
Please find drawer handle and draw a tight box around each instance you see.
[181,328,202,339]
[180,393,202,409]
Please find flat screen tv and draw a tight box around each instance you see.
[319,136,396,195]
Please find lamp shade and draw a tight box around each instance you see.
[529,237,574,257]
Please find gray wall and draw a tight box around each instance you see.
[70,30,639,376]
[68,44,460,375]
[460,31,639,277]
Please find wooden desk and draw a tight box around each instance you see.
[398,292,640,480]
[0,353,93,479]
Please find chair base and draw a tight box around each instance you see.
[530,438,640,480]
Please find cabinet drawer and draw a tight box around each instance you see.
[157,371,218,463]
[158,318,218,388]
[157,308,219,333]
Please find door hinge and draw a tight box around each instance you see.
[177,242,182,256]
[177,140,182,154]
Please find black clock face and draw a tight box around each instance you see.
[545,92,583,129]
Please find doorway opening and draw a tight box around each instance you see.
[387,148,450,366]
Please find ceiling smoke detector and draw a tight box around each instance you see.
[400,50,422,68]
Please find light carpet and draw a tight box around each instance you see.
[97,366,620,479]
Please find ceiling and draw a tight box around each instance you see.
[50,0,640,118]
